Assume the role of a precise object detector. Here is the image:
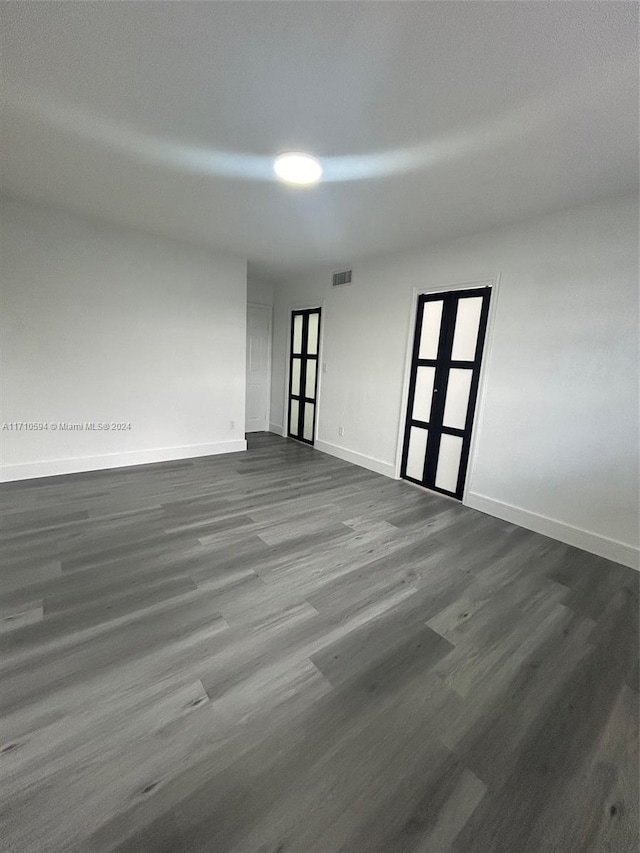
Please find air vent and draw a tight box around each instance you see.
[332,268,353,287]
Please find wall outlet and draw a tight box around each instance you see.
[338,426,344,437]
[230,420,235,430]
[322,362,327,373]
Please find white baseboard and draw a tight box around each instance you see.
[0,439,247,483]
[268,423,284,436]
[465,491,639,571]
[314,438,396,479]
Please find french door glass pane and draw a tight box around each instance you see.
[290,399,299,436]
[305,360,317,398]
[418,300,443,359]
[291,358,301,396]
[307,312,319,355]
[303,403,314,441]
[412,366,436,423]
[451,296,483,361]
[435,433,463,492]
[442,368,473,429]
[292,314,304,355]
[406,426,428,480]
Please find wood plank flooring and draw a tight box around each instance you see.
[1,432,638,853]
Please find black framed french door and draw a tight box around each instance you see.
[401,287,491,500]
[287,307,321,445]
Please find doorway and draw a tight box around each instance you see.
[245,303,272,432]
[400,286,491,499]
[287,307,321,445]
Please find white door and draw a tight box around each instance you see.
[246,303,271,432]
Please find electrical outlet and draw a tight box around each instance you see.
[230,420,235,430]
[338,426,344,437]
[322,362,327,373]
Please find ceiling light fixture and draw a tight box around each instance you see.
[274,152,322,185]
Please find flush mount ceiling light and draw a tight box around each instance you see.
[273,152,322,185]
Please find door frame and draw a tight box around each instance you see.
[394,275,501,503]
[246,301,273,433]
[282,299,325,443]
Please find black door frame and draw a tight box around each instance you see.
[287,307,321,445]
[400,286,492,500]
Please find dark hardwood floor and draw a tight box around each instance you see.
[1,432,638,853]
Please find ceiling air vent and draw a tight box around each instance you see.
[332,268,353,288]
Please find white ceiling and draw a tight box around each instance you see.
[2,2,638,279]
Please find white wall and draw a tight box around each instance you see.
[271,195,639,568]
[247,276,275,306]
[1,196,248,480]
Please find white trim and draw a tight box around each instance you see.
[314,438,396,478]
[0,439,247,483]
[394,293,419,478]
[282,299,325,441]
[394,276,501,494]
[460,277,501,501]
[246,301,273,433]
[466,491,639,571]
[269,422,284,436]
